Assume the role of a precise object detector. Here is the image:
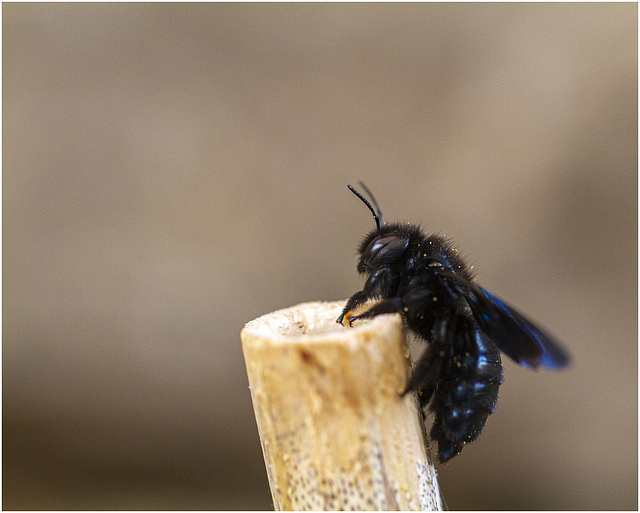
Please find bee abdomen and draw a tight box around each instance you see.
[430,323,503,463]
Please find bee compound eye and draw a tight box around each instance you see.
[363,234,409,266]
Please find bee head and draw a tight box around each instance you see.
[348,183,410,274]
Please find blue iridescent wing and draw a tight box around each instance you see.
[434,268,570,369]
[467,285,570,369]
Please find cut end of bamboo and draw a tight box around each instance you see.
[241,301,442,511]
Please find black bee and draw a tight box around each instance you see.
[338,183,570,463]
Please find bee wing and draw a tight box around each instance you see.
[435,269,570,369]
[466,285,570,369]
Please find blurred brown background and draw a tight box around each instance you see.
[3,3,637,510]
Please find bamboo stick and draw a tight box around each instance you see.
[241,300,442,511]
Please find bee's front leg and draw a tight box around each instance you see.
[337,290,368,325]
[345,297,404,326]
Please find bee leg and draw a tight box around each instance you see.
[337,290,368,324]
[402,315,452,399]
[346,297,404,325]
[402,347,439,398]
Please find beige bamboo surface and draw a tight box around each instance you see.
[241,300,442,511]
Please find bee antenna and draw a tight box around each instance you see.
[356,181,383,220]
[348,183,382,231]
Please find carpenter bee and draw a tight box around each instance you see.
[338,183,570,463]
